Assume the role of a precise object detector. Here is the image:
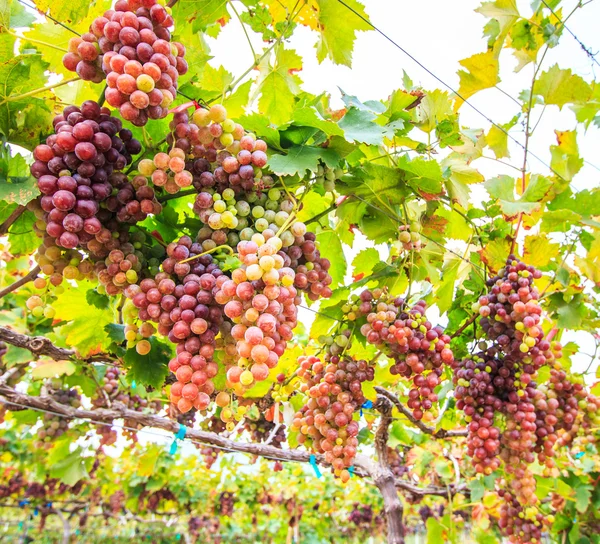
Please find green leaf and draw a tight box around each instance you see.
[426,516,445,543]
[415,89,453,133]
[455,51,500,110]
[485,175,551,217]
[397,155,444,195]
[105,323,125,344]
[255,45,302,126]
[338,107,386,145]
[86,289,110,310]
[0,52,53,149]
[268,146,340,176]
[316,230,345,288]
[224,79,253,119]
[292,107,344,137]
[174,0,230,33]
[575,485,592,513]
[33,0,92,23]
[547,293,588,329]
[237,113,281,149]
[315,0,371,67]
[122,337,171,390]
[540,209,582,233]
[49,448,89,486]
[532,64,592,109]
[8,0,36,28]
[52,283,116,357]
[0,148,39,204]
[351,248,379,279]
[0,204,38,255]
[469,478,485,502]
[435,256,462,313]
[486,125,510,158]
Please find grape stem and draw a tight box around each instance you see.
[450,313,478,339]
[97,85,107,108]
[157,188,197,203]
[0,77,81,106]
[0,265,41,300]
[275,211,296,238]
[177,245,234,264]
[305,203,337,225]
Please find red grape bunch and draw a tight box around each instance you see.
[350,289,454,420]
[63,0,187,125]
[292,331,374,482]
[31,101,141,251]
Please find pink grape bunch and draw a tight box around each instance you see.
[351,290,454,420]
[292,332,374,482]
[63,0,187,125]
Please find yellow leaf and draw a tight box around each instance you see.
[264,0,319,30]
[486,125,510,158]
[523,235,559,268]
[415,89,453,133]
[480,238,511,272]
[455,51,499,111]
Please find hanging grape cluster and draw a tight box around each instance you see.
[453,256,600,543]
[348,289,454,420]
[63,0,187,125]
[292,330,374,482]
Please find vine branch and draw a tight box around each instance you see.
[0,205,26,236]
[374,387,467,438]
[0,266,41,300]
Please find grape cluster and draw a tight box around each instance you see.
[63,0,187,125]
[243,413,286,448]
[35,388,81,449]
[126,237,225,412]
[218,491,235,517]
[293,333,374,481]
[351,290,453,420]
[397,222,422,252]
[497,490,547,544]
[453,256,599,541]
[31,101,141,251]
[315,163,344,193]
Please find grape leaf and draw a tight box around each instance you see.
[122,337,171,390]
[49,448,89,486]
[52,283,116,356]
[455,51,499,110]
[268,145,341,175]
[523,235,559,268]
[316,230,345,288]
[351,248,379,279]
[550,130,583,182]
[32,359,76,379]
[33,0,93,23]
[338,107,386,145]
[255,45,302,126]
[532,64,592,109]
[292,107,344,137]
[485,175,550,217]
[0,205,38,255]
[0,149,39,204]
[397,155,444,195]
[314,0,371,67]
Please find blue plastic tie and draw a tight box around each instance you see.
[176,534,181,541]
[18,499,29,508]
[348,465,355,478]
[574,451,585,459]
[46,502,52,508]
[169,424,187,455]
[131,381,137,389]
[360,399,373,417]
[75,530,80,536]
[33,508,38,516]
[309,455,322,478]
[18,522,23,530]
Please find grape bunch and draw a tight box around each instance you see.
[292,332,374,481]
[497,490,547,544]
[314,163,344,193]
[63,0,187,125]
[138,148,194,195]
[243,413,286,448]
[35,388,81,449]
[397,221,422,252]
[351,290,454,420]
[31,101,141,250]
[218,491,235,517]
